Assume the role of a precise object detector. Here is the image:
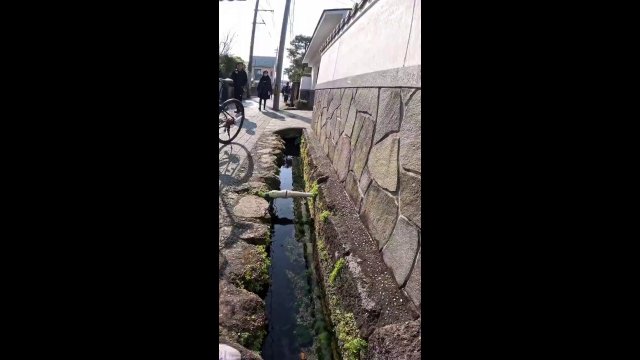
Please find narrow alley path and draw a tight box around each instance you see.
[218,97,312,191]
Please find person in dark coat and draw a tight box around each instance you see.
[229,62,248,103]
[282,82,291,104]
[257,71,272,111]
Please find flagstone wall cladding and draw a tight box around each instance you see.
[311,86,422,308]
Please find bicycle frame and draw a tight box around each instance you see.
[218,78,245,143]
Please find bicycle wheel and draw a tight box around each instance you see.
[218,99,245,144]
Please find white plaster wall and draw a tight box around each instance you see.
[312,65,319,89]
[300,76,312,90]
[316,41,339,84]
[404,0,421,67]
[316,0,420,84]
[306,61,321,90]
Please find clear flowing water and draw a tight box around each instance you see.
[262,138,336,360]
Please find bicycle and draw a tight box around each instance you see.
[218,78,245,144]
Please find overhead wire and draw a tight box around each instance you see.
[259,13,273,40]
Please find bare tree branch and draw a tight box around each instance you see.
[219,31,236,56]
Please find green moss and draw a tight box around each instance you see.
[320,210,331,223]
[328,292,339,309]
[332,310,367,360]
[329,258,345,285]
[317,236,329,264]
[257,245,271,276]
[247,180,270,197]
[238,329,266,352]
[265,230,272,246]
[307,181,320,213]
[344,338,368,360]
[301,141,316,215]
[294,324,313,346]
[310,181,319,199]
[236,245,271,294]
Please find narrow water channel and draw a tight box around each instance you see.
[262,136,337,360]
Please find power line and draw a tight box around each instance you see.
[258,13,273,40]
[267,10,275,30]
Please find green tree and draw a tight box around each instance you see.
[284,35,312,82]
[218,31,245,78]
[219,54,245,78]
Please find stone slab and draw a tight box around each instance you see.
[368,134,399,192]
[399,89,421,173]
[333,135,352,182]
[367,319,421,360]
[232,195,270,219]
[399,170,421,229]
[360,182,398,249]
[374,88,402,144]
[382,216,419,285]
[404,248,421,307]
[351,114,375,179]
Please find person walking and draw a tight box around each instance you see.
[229,62,248,103]
[257,71,272,111]
[282,82,291,104]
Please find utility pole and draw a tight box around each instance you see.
[273,0,292,111]
[246,0,260,99]
[247,1,273,99]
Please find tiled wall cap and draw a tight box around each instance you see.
[322,0,373,53]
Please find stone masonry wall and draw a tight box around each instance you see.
[311,87,421,308]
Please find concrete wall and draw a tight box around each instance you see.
[310,86,421,308]
[316,0,420,84]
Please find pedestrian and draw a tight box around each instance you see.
[229,62,248,103]
[257,70,272,111]
[282,82,291,104]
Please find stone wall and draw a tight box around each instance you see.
[311,86,421,308]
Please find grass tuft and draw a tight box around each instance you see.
[329,258,345,285]
[320,210,331,222]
